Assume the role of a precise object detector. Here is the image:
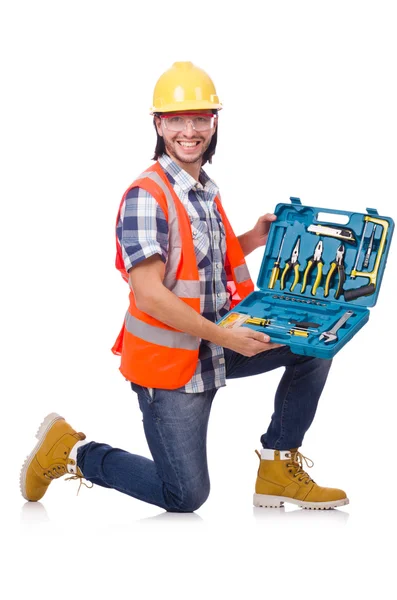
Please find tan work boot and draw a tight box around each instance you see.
[20,413,89,502]
[253,448,349,510]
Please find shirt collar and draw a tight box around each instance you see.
[159,154,219,196]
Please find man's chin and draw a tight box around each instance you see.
[177,154,202,164]
[172,150,203,164]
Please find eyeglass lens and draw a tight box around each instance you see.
[162,115,215,131]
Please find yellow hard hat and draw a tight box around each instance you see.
[150,61,222,114]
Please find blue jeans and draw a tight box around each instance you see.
[77,346,332,512]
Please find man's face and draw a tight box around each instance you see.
[154,110,217,167]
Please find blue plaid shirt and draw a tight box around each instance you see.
[116,154,231,393]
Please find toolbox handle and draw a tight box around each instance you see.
[366,208,379,216]
[289,197,307,212]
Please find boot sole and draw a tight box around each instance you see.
[253,493,349,510]
[20,413,64,501]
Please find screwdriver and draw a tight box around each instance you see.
[245,317,316,337]
[268,230,287,289]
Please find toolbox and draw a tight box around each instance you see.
[216,197,394,359]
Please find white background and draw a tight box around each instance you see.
[2,0,397,598]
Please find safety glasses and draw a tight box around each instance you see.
[160,113,216,132]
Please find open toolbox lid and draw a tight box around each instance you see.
[256,197,395,308]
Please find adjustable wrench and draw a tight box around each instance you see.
[319,310,354,343]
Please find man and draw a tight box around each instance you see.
[20,61,348,511]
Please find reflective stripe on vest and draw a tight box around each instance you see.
[142,170,183,292]
[125,312,199,350]
[234,263,251,284]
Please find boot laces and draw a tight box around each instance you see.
[43,465,67,480]
[64,454,94,495]
[65,472,94,496]
[42,454,93,495]
[287,450,315,484]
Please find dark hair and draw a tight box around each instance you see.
[151,111,218,166]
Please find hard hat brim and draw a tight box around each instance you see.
[150,100,223,115]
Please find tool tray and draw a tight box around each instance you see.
[217,197,394,359]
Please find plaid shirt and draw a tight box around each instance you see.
[116,153,231,393]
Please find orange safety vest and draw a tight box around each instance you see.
[112,161,254,389]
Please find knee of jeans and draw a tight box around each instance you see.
[167,484,210,513]
[320,357,333,372]
[301,355,332,371]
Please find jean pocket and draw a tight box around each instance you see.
[144,386,156,404]
[131,382,156,404]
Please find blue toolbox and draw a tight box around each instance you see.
[217,197,394,359]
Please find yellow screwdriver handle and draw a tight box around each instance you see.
[311,262,323,296]
[324,262,336,297]
[289,329,309,338]
[268,266,280,289]
[246,318,271,326]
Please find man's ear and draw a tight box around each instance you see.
[154,116,163,137]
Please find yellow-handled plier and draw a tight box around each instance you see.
[301,240,324,295]
[280,237,301,291]
[324,244,346,299]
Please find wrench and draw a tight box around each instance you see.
[319,310,354,343]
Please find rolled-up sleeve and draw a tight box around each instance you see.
[116,187,169,272]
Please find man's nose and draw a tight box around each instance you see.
[182,121,196,137]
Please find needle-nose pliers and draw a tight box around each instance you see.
[280,237,301,292]
[324,244,346,299]
[301,240,324,295]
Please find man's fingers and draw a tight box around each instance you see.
[260,213,277,222]
[253,331,270,343]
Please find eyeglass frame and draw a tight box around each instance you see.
[159,112,217,132]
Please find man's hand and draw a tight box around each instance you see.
[221,327,285,356]
[251,213,277,248]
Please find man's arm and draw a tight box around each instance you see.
[236,213,278,257]
[129,255,281,356]
[237,231,258,257]
[129,255,229,346]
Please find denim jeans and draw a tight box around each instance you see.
[77,346,332,512]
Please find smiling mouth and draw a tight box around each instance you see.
[177,141,201,148]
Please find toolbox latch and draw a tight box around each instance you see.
[366,207,379,216]
[289,197,302,206]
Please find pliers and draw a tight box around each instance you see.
[280,237,300,292]
[301,240,324,295]
[324,244,346,299]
